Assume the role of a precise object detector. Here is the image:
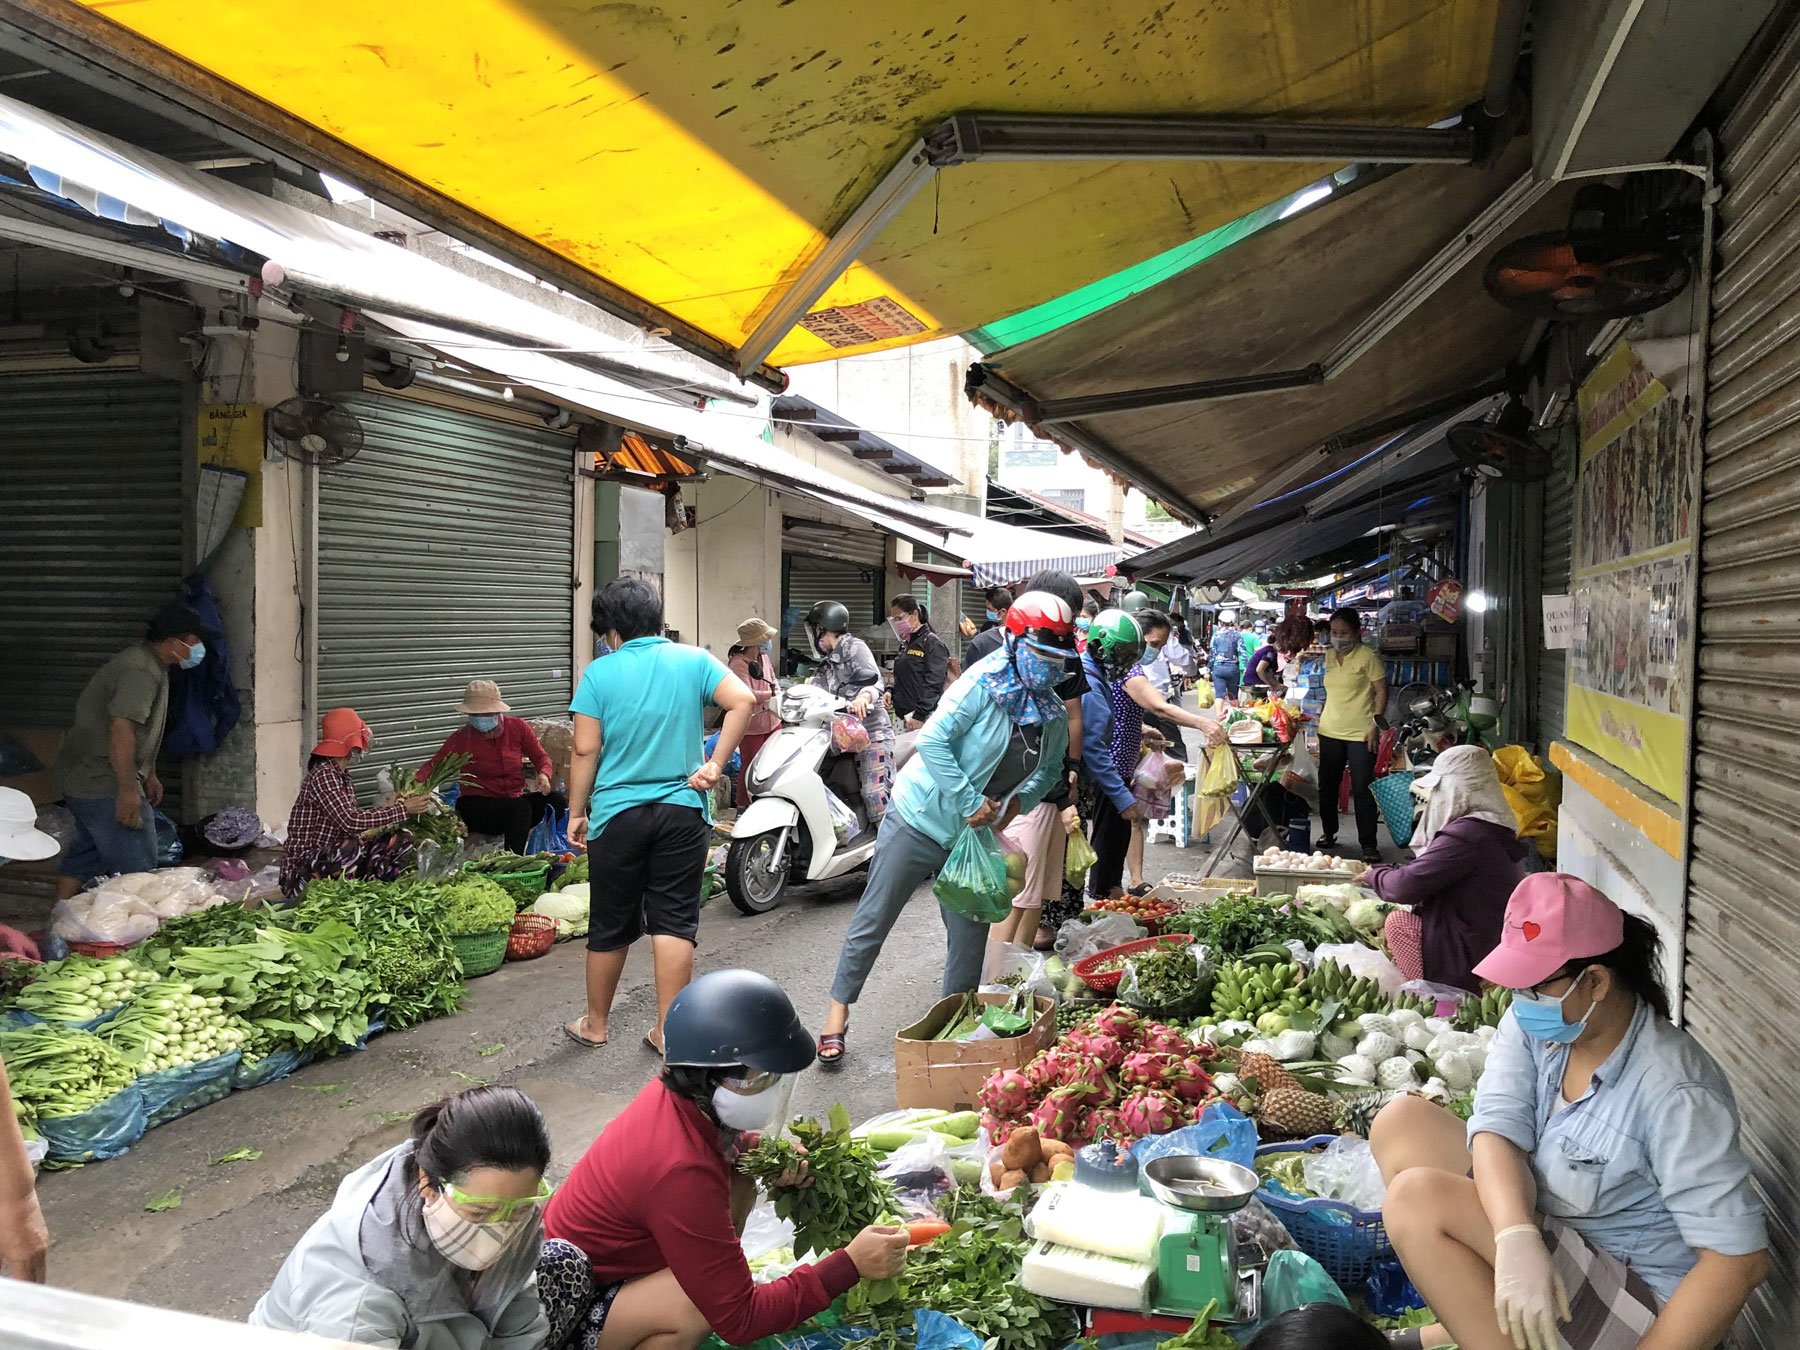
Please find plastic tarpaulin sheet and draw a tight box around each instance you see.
[65,0,1500,366]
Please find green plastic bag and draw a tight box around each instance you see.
[933,825,1013,922]
[1064,820,1099,887]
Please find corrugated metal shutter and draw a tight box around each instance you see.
[1535,438,1577,748]
[781,553,882,653]
[1688,23,1800,1345]
[781,517,886,567]
[0,371,185,728]
[317,394,577,778]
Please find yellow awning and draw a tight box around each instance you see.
[70,0,1499,369]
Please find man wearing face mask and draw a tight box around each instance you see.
[887,595,950,729]
[52,601,219,898]
[546,970,908,1350]
[1370,875,1768,1350]
[279,708,432,897]
[963,586,1016,665]
[425,680,555,854]
[254,1085,562,1350]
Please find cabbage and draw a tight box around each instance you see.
[1345,898,1388,932]
[529,889,589,939]
[1295,882,1365,913]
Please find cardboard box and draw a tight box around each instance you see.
[893,992,1055,1111]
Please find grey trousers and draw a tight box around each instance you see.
[828,813,987,1005]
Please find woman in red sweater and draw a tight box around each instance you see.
[426,680,554,854]
[542,970,906,1350]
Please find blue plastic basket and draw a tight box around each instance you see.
[1254,1134,1393,1290]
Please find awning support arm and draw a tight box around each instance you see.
[734,113,1482,375]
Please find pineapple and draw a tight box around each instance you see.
[1257,1087,1338,1137]
[1237,1051,1301,1097]
[1334,1089,1397,1138]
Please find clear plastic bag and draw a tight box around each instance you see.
[1230,1195,1298,1256]
[823,789,858,846]
[932,826,1012,922]
[1400,978,1472,1017]
[1063,824,1099,887]
[50,890,160,946]
[1301,1134,1387,1211]
[877,1129,962,1218]
[1130,1102,1259,1172]
[1313,942,1406,998]
[1054,911,1145,964]
[830,714,871,753]
[1120,941,1212,1019]
[981,942,1057,1005]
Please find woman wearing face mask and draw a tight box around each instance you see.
[252,1086,560,1350]
[1371,875,1769,1350]
[1316,607,1389,864]
[815,588,1079,1065]
[545,970,908,1350]
[803,600,896,825]
[1362,746,1528,991]
[727,618,783,810]
[426,681,555,854]
[279,707,431,897]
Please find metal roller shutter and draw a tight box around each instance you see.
[781,517,886,568]
[317,394,577,778]
[781,553,882,654]
[1534,438,1577,749]
[1689,22,1800,1345]
[0,370,185,726]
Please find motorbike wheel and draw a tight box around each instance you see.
[726,832,790,915]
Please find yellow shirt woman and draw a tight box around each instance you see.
[1318,641,1387,742]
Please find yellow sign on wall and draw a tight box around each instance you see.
[196,403,264,529]
[1565,343,1697,804]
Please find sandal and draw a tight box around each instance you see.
[563,1018,607,1050]
[1126,882,1153,897]
[817,1028,848,1068]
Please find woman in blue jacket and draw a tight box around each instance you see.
[815,585,1079,1066]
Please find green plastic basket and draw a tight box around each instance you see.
[450,927,511,978]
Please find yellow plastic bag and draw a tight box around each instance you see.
[1199,745,1240,799]
[1493,745,1561,859]
[1194,680,1214,710]
[1064,823,1100,888]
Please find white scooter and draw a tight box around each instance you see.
[725,684,894,914]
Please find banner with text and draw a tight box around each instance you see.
[1566,342,1697,803]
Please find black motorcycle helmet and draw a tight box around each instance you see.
[802,599,850,660]
[663,969,816,1073]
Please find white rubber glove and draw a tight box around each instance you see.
[1493,1224,1571,1350]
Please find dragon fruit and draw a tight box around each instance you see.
[980,1110,1017,1146]
[1119,1050,1180,1090]
[1026,1046,1084,1090]
[1139,1022,1191,1057]
[1086,1106,1127,1142]
[1165,1056,1216,1103]
[1063,1027,1129,1068]
[1031,1086,1093,1143]
[978,1068,1036,1119]
[1092,1004,1145,1043]
[1117,1088,1185,1140]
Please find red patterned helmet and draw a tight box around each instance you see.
[1003,590,1077,649]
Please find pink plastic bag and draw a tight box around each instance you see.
[830,714,870,753]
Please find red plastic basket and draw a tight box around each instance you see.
[506,914,557,961]
[68,940,131,960]
[1072,933,1194,993]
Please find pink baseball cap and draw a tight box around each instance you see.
[1473,873,1625,989]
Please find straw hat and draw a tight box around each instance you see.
[456,680,511,715]
[736,617,777,647]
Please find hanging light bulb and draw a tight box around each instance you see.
[1466,590,1490,613]
[501,386,515,401]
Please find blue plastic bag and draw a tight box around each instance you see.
[232,1045,315,1090]
[1131,1102,1260,1182]
[1262,1249,1350,1315]
[37,1083,147,1163]
[1363,1257,1427,1316]
[932,825,1013,922]
[139,1050,241,1128]
[153,809,183,866]
[702,732,742,778]
[526,807,570,856]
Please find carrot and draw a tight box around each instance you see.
[905,1220,952,1246]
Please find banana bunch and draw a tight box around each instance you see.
[1302,959,1386,1019]
[1453,986,1512,1031]
[1390,990,1437,1018]
[1210,956,1308,1022]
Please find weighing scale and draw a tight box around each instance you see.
[1141,1156,1263,1325]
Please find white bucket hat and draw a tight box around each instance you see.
[0,787,58,861]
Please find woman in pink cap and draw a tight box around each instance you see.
[1369,873,1767,1350]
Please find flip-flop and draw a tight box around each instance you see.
[563,1019,607,1049]
[643,1034,664,1056]
[817,1029,847,1068]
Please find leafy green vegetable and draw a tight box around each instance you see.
[145,1189,182,1212]
[738,1104,896,1257]
[132,903,266,973]
[210,1147,262,1165]
[0,1026,137,1122]
[1163,892,1314,958]
[174,921,373,1054]
[293,880,464,1030]
[439,875,514,935]
[1155,1302,1235,1350]
[478,1042,506,1057]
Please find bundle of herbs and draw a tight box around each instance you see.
[293,879,464,1029]
[1162,891,1314,958]
[171,920,372,1054]
[367,755,470,854]
[738,1104,897,1258]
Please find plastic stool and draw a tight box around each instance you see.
[1146,780,1192,848]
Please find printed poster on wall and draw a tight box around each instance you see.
[1567,342,1698,802]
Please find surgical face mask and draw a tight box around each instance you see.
[986,609,1002,623]
[761,640,773,654]
[1511,972,1597,1045]
[889,616,914,640]
[421,1189,534,1271]
[1075,617,1091,633]
[179,640,207,671]
[1013,640,1064,691]
[593,635,612,657]
[1331,634,1356,652]
[1146,641,1165,657]
[468,714,501,734]
[712,1072,789,1131]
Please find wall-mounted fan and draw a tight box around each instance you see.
[1484,185,1690,319]
[267,397,365,468]
[1193,582,1230,605]
[1447,402,1556,482]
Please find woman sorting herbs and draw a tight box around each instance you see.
[814,582,1081,1066]
[1371,874,1768,1350]
[280,707,431,897]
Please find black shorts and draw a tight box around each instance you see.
[586,802,710,951]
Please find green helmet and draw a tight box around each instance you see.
[1086,609,1143,679]
[1120,590,1152,613]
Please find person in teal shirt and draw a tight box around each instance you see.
[564,578,754,1053]
[814,578,1080,1067]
